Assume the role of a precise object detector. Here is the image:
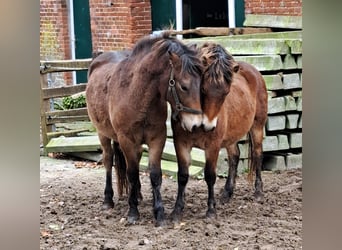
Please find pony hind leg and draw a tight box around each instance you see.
[99,134,115,210]
[204,147,220,219]
[221,143,240,204]
[118,137,143,224]
[249,126,265,202]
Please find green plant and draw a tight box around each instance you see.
[61,95,87,109]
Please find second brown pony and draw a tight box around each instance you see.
[86,33,203,226]
[171,43,268,222]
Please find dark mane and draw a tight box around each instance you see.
[152,32,203,76]
[200,43,235,85]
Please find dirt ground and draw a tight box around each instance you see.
[40,156,302,250]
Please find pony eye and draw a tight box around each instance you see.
[180,84,188,92]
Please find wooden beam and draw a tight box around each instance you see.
[169,27,272,36]
[42,84,87,99]
[46,115,90,125]
[46,107,88,117]
[244,14,302,29]
[40,59,92,74]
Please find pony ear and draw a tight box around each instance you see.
[168,51,181,65]
[188,43,197,50]
[232,62,239,73]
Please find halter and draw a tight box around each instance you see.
[168,60,203,120]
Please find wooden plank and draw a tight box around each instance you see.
[285,153,302,169]
[244,14,302,29]
[234,55,283,71]
[46,115,90,125]
[45,135,101,153]
[47,129,90,140]
[262,136,278,152]
[283,54,297,69]
[266,115,286,131]
[268,97,285,114]
[283,73,301,89]
[169,27,272,36]
[263,154,286,171]
[263,74,284,90]
[42,84,87,99]
[278,134,290,150]
[40,59,92,74]
[284,96,297,111]
[40,74,52,148]
[46,107,88,117]
[286,114,300,129]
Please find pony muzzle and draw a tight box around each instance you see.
[180,113,203,132]
[202,114,218,131]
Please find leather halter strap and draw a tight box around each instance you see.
[168,60,202,120]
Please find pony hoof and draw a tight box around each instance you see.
[127,209,140,224]
[253,191,264,203]
[220,192,233,204]
[206,209,217,219]
[102,201,114,210]
[127,215,139,224]
[170,209,183,224]
[155,219,166,227]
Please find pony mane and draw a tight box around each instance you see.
[152,32,203,76]
[200,43,235,86]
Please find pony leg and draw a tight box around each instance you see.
[221,143,240,204]
[250,127,264,202]
[204,147,220,219]
[171,144,191,223]
[147,136,166,227]
[118,137,142,224]
[99,134,114,209]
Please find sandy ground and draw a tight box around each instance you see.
[40,156,302,249]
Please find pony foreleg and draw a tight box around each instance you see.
[171,145,191,224]
[148,138,166,227]
[221,143,240,204]
[204,148,219,219]
[99,135,114,209]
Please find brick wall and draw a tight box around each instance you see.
[89,0,151,52]
[40,0,72,84]
[245,0,302,16]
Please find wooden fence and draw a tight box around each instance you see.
[40,59,91,148]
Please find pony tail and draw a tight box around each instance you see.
[113,142,128,198]
[247,132,255,185]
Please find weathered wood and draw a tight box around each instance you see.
[46,107,88,117]
[169,27,272,36]
[40,74,52,148]
[286,114,300,129]
[42,84,87,99]
[46,115,90,125]
[288,133,302,148]
[284,96,297,111]
[263,74,284,90]
[283,73,301,89]
[40,59,92,74]
[283,54,297,69]
[266,115,286,131]
[285,153,302,169]
[45,135,101,153]
[262,136,278,152]
[278,134,290,150]
[268,97,285,114]
[244,14,302,29]
[47,128,90,140]
[263,154,286,171]
[234,55,283,71]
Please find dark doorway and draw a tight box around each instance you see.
[73,0,92,84]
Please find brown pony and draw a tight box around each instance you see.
[86,33,203,226]
[170,43,268,222]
